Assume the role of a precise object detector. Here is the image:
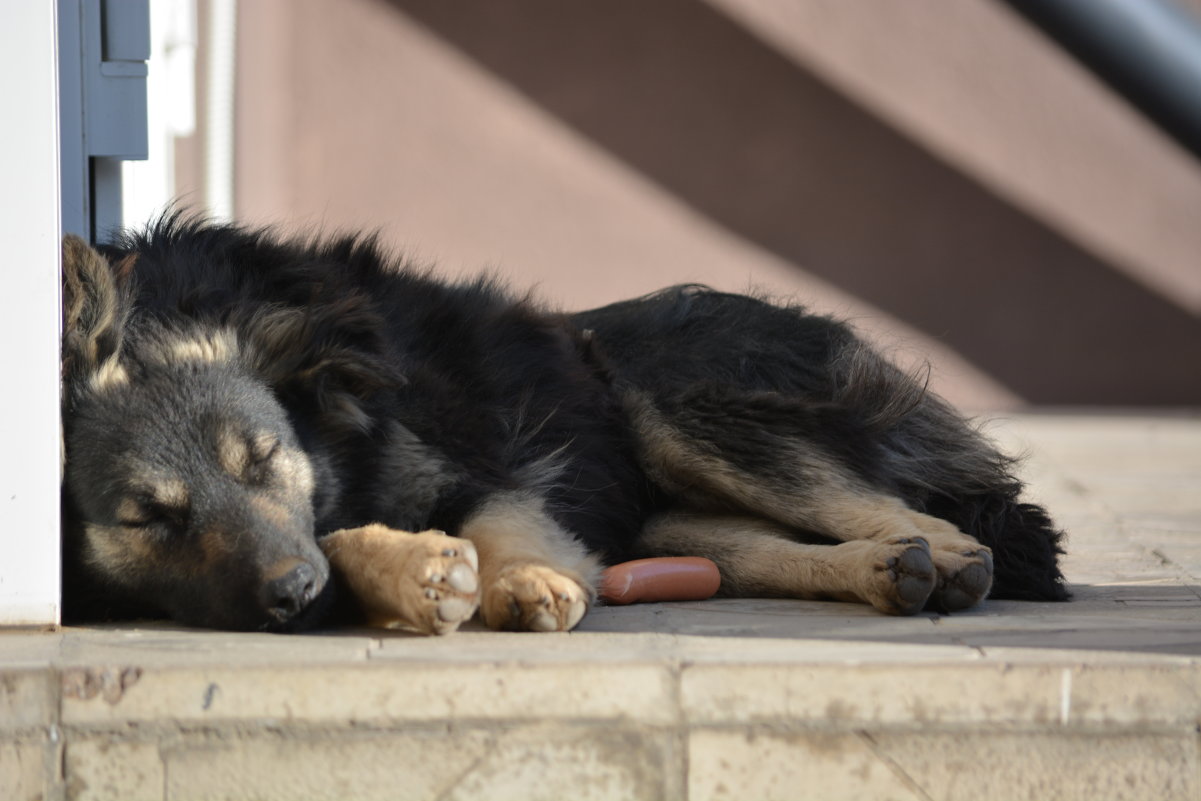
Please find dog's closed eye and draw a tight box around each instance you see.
[215,427,281,485]
[249,432,280,464]
[244,433,281,485]
[116,495,189,531]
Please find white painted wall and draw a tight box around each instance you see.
[0,4,63,626]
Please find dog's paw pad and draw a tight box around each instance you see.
[404,533,480,634]
[436,596,476,624]
[320,525,480,635]
[481,564,590,632]
[929,547,994,612]
[868,537,936,615]
[445,563,479,593]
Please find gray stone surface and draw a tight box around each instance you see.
[2,414,1198,799]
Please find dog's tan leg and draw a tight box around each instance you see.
[792,493,991,611]
[629,398,984,610]
[629,398,992,610]
[320,524,480,635]
[760,495,991,612]
[639,514,936,615]
[458,492,601,632]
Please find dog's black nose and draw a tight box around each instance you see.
[260,561,320,623]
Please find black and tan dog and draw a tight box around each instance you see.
[60,218,1066,634]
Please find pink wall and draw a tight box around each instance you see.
[217,0,1201,408]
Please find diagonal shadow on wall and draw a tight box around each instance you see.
[390,0,1201,405]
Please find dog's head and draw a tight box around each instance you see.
[60,236,332,631]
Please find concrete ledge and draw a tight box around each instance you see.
[3,414,1199,800]
[3,629,1198,801]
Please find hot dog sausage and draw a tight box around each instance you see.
[599,557,721,605]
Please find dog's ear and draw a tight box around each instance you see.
[241,298,403,433]
[62,235,131,382]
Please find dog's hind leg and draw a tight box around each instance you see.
[758,489,994,613]
[637,513,937,615]
[826,496,995,613]
[628,395,993,611]
[696,481,991,612]
[458,491,602,632]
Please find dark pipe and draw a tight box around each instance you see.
[1001,0,1201,160]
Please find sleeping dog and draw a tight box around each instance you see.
[59,218,1066,633]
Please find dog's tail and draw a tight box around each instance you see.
[837,346,1069,602]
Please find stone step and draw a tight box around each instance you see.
[3,619,1199,801]
[2,413,1199,800]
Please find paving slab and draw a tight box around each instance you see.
[1,413,1199,800]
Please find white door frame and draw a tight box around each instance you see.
[0,1,150,627]
[0,3,65,627]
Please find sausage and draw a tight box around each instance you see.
[599,557,721,605]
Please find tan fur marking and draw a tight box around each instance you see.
[458,492,598,631]
[152,478,189,510]
[84,523,159,580]
[114,498,146,524]
[808,494,927,543]
[215,427,249,479]
[460,493,600,587]
[115,477,188,524]
[166,330,239,365]
[250,431,278,462]
[88,358,129,391]
[274,447,315,496]
[248,495,293,528]
[804,492,992,593]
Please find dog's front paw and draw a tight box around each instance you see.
[480,564,591,632]
[320,524,480,635]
